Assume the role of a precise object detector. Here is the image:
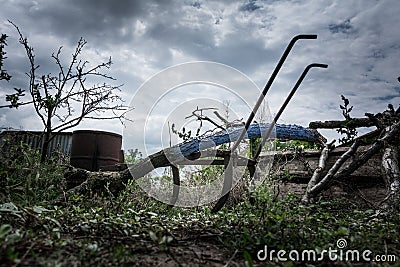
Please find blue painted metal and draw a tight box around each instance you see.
[177,123,317,158]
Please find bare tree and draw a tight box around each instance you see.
[2,22,130,161]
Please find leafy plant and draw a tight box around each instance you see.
[337,95,358,144]
[171,123,193,141]
[0,169,399,266]
[0,34,26,109]
[1,42,399,265]
[0,140,65,205]
[274,139,319,151]
[0,34,11,82]
[124,148,142,164]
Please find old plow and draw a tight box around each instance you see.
[124,34,328,211]
[64,34,329,211]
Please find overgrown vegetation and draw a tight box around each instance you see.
[1,25,399,266]
[1,142,399,266]
[0,140,65,206]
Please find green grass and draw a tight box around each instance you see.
[0,143,399,266]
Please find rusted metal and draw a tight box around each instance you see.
[70,130,122,171]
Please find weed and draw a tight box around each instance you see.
[0,141,399,266]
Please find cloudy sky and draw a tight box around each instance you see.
[0,0,399,152]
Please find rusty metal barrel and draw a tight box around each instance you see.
[70,130,122,171]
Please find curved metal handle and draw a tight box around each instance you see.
[252,63,328,161]
[293,34,318,40]
[212,36,324,213]
[231,34,318,152]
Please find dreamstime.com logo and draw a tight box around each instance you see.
[257,238,398,263]
[123,61,275,207]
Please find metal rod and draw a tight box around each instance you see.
[211,63,327,213]
[252,63,328,161]
[211,35,320,213]
[170,165,180,206]
[230,34,317,153]
[211,154,233,213]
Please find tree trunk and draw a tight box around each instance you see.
[40,129,51,162]
[41,108,53,162]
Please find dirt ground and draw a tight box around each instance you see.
[128,181,389,267]
[135,239,236,266]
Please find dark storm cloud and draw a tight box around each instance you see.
[141,1,278,72]
[1,0,400,147]
[239,0,262,12]
[328,19,355,34]
[22,0,145,45]
[2,0,277,72]
[145,18,268,71]
[2,0,176,47]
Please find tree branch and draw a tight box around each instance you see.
[307,140,361,198]
[306,120,400,201]
[302,140,335,203]
[309,117,375,129]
